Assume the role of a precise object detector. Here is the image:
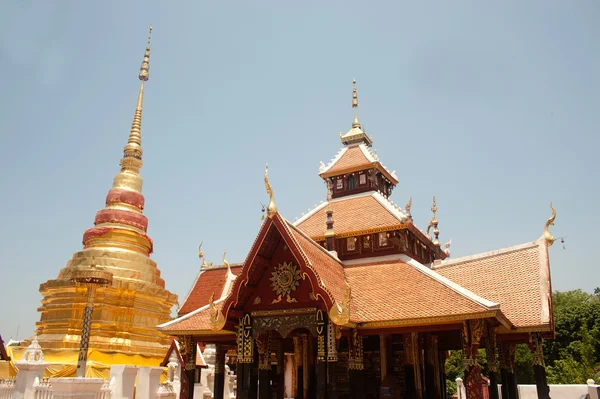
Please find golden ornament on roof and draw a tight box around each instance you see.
[209,292,226,331]
[544,202,556,246]
[329,282,351,326]
[264,164,277,218]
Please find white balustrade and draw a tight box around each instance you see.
[33,378,52,399]
[0,378,16,399]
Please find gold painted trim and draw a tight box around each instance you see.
[160,329,236,336]
[312,224,409,241]
[358,311,498,329]
[251,307,317,317]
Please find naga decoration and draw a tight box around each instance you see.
[198,242,209,268]
[316,310,326,363]
[209,293,225,331]
[223,250,232,274]
[544,202,556,246]
[443,239,452,256]
[329,282,351,325]
[270,262,301,304]
[405,196,412,214]
[264,164,277,218]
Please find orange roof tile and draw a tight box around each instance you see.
[160,300,226,333]
[319,145,399,184]
[434,239,551,329]
[295,192,408,239]
[323,146,371,175]
[179,266,242,316]
[283,220,347,305]
[345,257,495,324]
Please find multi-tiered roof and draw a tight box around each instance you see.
[162,80,553,339]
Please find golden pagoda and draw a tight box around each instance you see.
[24,27,177,375]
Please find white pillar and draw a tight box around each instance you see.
[137,367,164,399]
[588,379,599,399]
[14,337,47,399]
[50,378,104,399]
[109,365,139,399]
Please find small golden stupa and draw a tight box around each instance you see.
[13,26,178,377]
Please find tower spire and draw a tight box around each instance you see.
[118,25,152,180]
[352,79,361,128]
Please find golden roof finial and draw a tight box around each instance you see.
[198,241,208,268]
[264,164,277,218]
[352,79,361,129]
[223,249,231,274]
[544,202,556,246]
[117,25,153,180]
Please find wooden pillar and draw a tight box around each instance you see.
[438,351,447,399]
[349,329,365,399]
[529,333,550,399]
[380,334,388,383]
[181,336,196,399]
[486,326,499,399]
[424,335,441,399]
[462,320,484,399]
[315,310,327,399]
[213,343,226,399]
[327,322,338,399]
[237,314,257,399]
[257,332,272,399]
[403,333,420,399]
[276,339,285,399]
[499,342,518,399]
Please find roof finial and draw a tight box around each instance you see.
[118,25,153,178]
[264,164,277,218]
[427,196,440,246]
[352,79,361,129]
[223,250,231,274]
[198,241,208,268]
[544,202,556,246]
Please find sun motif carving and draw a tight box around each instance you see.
[270,261,301,304]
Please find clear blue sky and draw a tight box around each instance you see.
[1,1,598,340]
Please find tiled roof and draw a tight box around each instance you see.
[434,238,551,329]
[283,220,347,305]
[159,299,226,333]
[345,256,496,324]
[294,191,409,238]
[321,146,371,175]
[179,266,242,316]
[319,144,398,184]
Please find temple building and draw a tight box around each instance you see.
[159,81,555,399]
[7,28,178,377]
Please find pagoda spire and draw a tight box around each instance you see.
[116,25,152,182]
[83,26,156,255]
[352,78,361,129]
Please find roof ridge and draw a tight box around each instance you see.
[158,297,225,329]
[372,191,409,222]
[284,218,342,264]
[320,147,349,174]
[294,201,328,226]
[399,254,499,310]
[433,238,544,269]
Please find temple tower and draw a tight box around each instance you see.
[36,27,178,357]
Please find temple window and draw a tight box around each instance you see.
[347,237,357,251]
[363,235,371,249]
[348,175,356,190]
[336,178,343,190]
[359,173,366,185]
[378,232,388,246]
